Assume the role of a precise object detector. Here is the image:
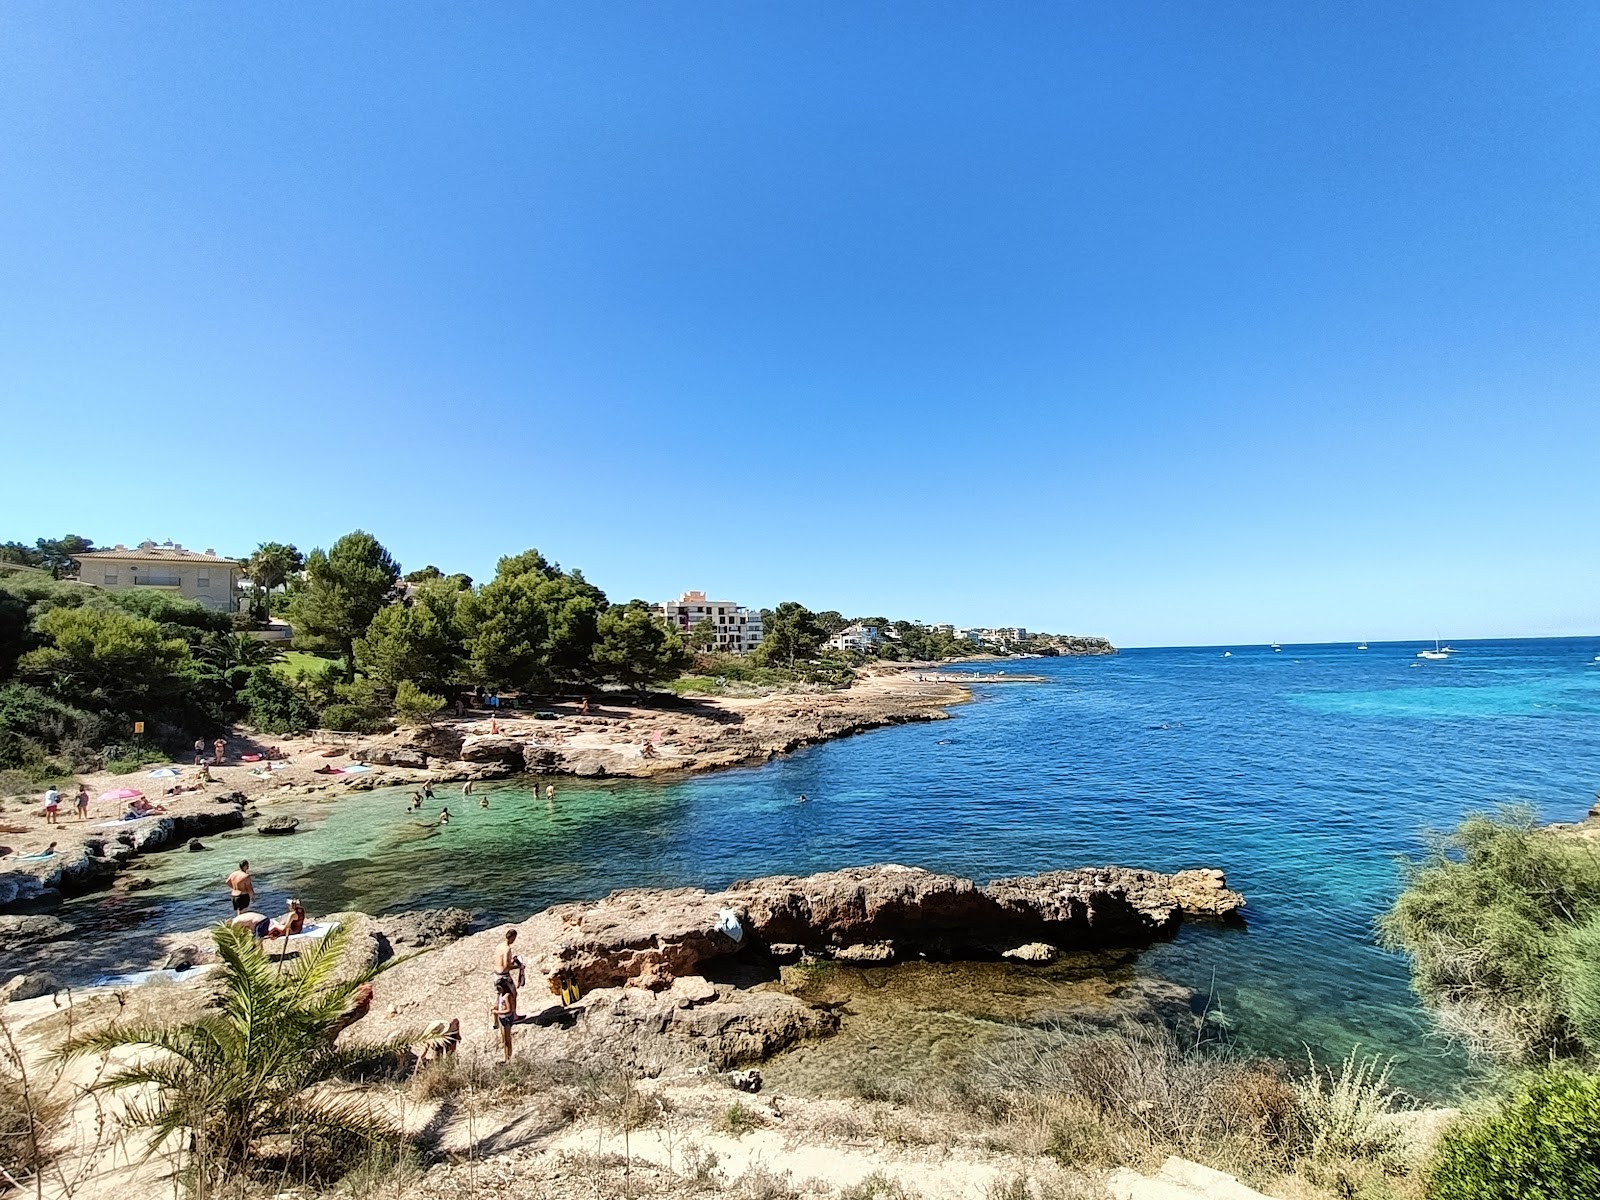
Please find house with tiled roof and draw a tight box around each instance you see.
[75,541,242,613]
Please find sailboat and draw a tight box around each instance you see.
[1357,641,1369,651]
[1417,636,1450,661]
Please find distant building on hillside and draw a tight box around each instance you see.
[76,541,242,613]
[657,590,765,654]
[827,623,885,653]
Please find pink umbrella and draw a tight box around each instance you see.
[99,787,144,802]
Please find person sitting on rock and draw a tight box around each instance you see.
[267,898,306,939]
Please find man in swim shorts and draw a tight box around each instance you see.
[229,892,270,940]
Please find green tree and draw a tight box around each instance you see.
[288,531,401,680]
[593,602,691,693]
[17,605,191,713]
[244,542,304,620]
[239,668,318,734]
[403,564,443,583]
[393,679,446,725]
[458,549,606,690]
[354,579,464,694]
[687,617,719,652]
[814,610,849,637]
[32,534,93,579]
[1381,807,1600,1063]
[65,924,413,1185]
[756,601,825,668]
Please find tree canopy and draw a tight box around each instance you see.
[288,531,400,679]
[593,601,691,692]
[757,601,826,667]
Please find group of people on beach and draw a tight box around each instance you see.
[40,783,91,824]
[224,858,306,942]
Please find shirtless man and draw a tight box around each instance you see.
[226,860,254,908]
[493,927,526,1017]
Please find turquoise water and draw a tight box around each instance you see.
[102,637,1600,1095]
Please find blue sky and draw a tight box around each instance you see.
[2,3,1596,647]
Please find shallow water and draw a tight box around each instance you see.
[78,637,1600,1097]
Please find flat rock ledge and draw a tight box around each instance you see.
[366,863,1243,1070]
[544,863,1245,993]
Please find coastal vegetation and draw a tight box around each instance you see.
[63,923,412,1186]
[1383,807,1600,1197]
[2,526,1082,778]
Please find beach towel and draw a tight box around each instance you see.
[92,963,219,988]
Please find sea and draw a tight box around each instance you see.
[74,637,1600,1097]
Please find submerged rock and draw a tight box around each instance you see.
[0,914,75,952]
[258,816,299,836]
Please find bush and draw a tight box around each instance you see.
[318,704,390,735]
[392,680,445,726]
[1427,1067,1600,1199]
[1380,807,1600,1062]
[240,668,318,734]
[1293,1049,1407,1168]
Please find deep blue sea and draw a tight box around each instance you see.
[111,637,1600,1095]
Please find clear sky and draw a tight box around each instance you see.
[2,4,1596,647]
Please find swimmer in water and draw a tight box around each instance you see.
[798,793,807,804]
[480,795,489,809]
[439,807,451,825]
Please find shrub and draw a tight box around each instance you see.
[1426,1067,1600,1200]
[1292,1049,1407,1167]
[1380,807,1600,1062]
[319,704,391,735]
[240,667,318,734]
[392,680,445,726]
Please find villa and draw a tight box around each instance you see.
[74,541,242,613]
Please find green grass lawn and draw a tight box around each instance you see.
[275,650,343,680]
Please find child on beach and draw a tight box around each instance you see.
[491,976,515,1061]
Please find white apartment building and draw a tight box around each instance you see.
[827,623,885,653]
[658,591,765,654]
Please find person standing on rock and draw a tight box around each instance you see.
[491,976,515,1061]
[494,928,525,1020]
[226,860,255,908]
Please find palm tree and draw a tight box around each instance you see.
[65,924,414,1184]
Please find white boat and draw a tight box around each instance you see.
[1271,642,1282,652]
[1222,651,1232,658]
[1357,641,1368,651]
[1417,636,1450,661]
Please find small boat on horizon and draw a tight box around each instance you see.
[1222,651,1232,657]
[1357,641,1368,651]
[1271,642,1282,652]
[1418,636,1450,661]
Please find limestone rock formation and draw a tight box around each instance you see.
[534,863,1243,996]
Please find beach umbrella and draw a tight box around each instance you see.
[147,767,181,778]
[99,787,144,802]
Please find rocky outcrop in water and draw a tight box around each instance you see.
[541,863,1244,994]
[362,862,1242,1073]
